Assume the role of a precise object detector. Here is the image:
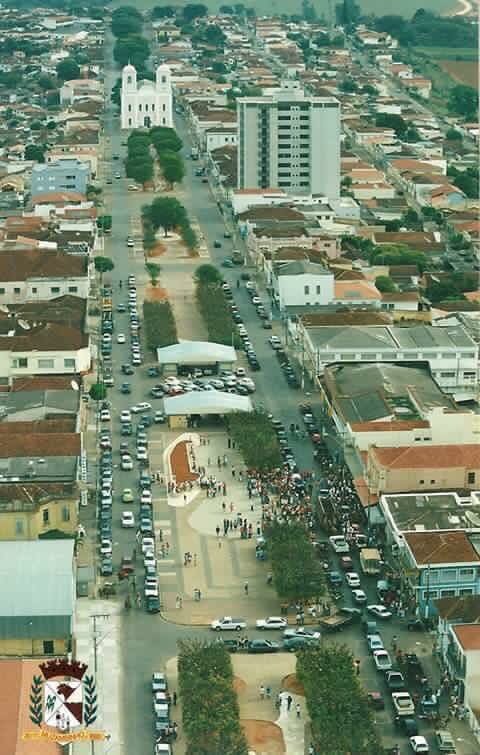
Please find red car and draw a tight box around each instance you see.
[339,556,353,571]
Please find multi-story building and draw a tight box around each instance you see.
[237,87,340,198]
[30,159,90,199]
[121,64,173,130]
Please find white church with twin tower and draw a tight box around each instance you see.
[120,63,173,130]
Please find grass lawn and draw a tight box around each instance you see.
[414,46,478,61]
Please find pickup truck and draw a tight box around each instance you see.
[210,616,246,632]
[318,608,361,633]
[392,691,415,718]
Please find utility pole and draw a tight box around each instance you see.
[90,613,110,755]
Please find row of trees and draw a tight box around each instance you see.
[372,9,478,49]
[125,130,154,186]
[142,300,178,352]
[112,6,150,70]
[297,644,383,755]
[266,521,325,604]
[177,639,248,755]
[150,126,185,188]
[228,409,282,471]
[195,264,239,346]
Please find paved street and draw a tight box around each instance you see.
[81,30,480,755]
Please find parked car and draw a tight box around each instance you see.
[368,604,393,620]
[352,589,367,604]
[392,691,415,718]
[345,572,361,588]
[283,636,319,651]
[247,639,279,654]
[256,616,288,630]
[329,535,350,554]
[121,511,135,528]
[367,634,384,653]
[283,627,321,640]
[409,735,429,753]
[435,729,456,753]
[385,671,406,692]
[373,649,392,671]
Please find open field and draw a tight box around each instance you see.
[415,46,478,60]
[439,60,479,88]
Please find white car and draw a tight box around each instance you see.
[122,488,134,503]
[126,238,134,247]
[345,572,361,588]
[145,579,159,597]
[121,511,135,528]
[131,402,152,413]
[121,454,133,471]
[117,333,126,344]
[256,616,288,631]
[367,604,393,620]
[373,649,392,671]
[141,537,155,554]
[132,354,142,366]
[352,589,367,604]
[210,379,224,389]
[100,539,112,556]
[392,691,415,717]
[367,634,384,653]
[269,335,281,347]
[144,552,156,569]
[120,410,132,423]
[329,535,350,554]
[235,367,246,377]
[283,627,321,640]
[210,617,246,632]
[410,736,429,753]
[137,448,148,462]
[100,409,111,422]
[141,490,152,505]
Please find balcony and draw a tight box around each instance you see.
[447,642,466,679]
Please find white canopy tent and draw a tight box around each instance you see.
[164,390,252,416]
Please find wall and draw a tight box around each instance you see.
[368,457,480,494]
[0,637,68,656]
[277,271,335,309]
[0,277,89,303]
[205,131,237,152]
[0,499,78,540]
[31,162,90,198]
[0,345,91,379]
[310,103,340,199]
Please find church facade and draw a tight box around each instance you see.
[120,64,173,130]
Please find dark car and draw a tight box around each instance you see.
[146,596,161,614]
[147,366,160,377]
[367,692,385,710]
[214,239,222,248]
[407,618,427,632]
[247,639,279,654]
[327,571,343,587]
[385,671,406,692]
[100,558,113,576]
[394,716,418,736]
[121,423,133,436]
[262,320,273,329]
[121,364,134,375]
[283,636,319,652]
[120,382,131,394]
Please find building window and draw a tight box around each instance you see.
[62,506,70,522]
[459,588,474,596]
[32,287,38,294]
[459,568,474,579]
[162,104,165,112]
[127,75,132,84]
[304,285,310,295]
[430,479,435,484]
[161,76,166,83]
[440,589,456,598]
[316,285,321,295]
[14,287,20,294]
[151,103,155,111]
[15,519,24,536]
[128,118,132,127]
[51,287,60,294]
[13,357,28,368]
[43,640,54,654]
[162,118,166,125]
[42,509,49,525]
[68,286,78,293]
[138,103,142,112]
[145,103,149,111]
[423,589,438,600]
[38,359,54,369]
[0,288,4,294]
[64,358,75,368]
[419,479,424,484]
[467,472,476,485]
[128,104,132,112]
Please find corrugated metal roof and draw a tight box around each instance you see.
[0,540,74,638]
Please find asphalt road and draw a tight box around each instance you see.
[92,35,465,755]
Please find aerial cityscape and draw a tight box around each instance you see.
[0,1,478,754]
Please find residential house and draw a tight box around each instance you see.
[272,260,334,310]
[444,624,480,740]
[204,126,237,153]
[367,444,480,495]
[0,249,90,302]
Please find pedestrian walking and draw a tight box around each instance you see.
[244,580,249,595]
[391,635,399,652]
[265,686,271,699]
[287,695,293,711]
[259,685,265,700]
[173,691,177,706]
[215,525,220,537]
[228,437,231,449]
[295,703,301,718]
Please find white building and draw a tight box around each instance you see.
[121,64,173,130]
[272,261,335,310]
[237,87,340,199]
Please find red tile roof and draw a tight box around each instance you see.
[453,624,480,651]
[405,531,480,566]
[0,433,80,458]
[371,444,480,469]
[350,420,430,432]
